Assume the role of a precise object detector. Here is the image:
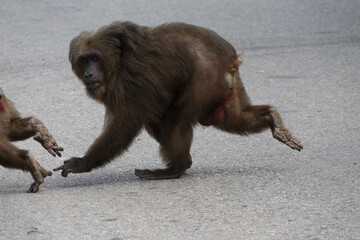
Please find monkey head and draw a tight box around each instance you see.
[69,32,108,101]
[76,49,106,98]
[69,22,147,106]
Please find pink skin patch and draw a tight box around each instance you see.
[198,88,236,126]
[0,99,7,113]
[199,59,238,126]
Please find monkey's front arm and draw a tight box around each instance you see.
[9,116,64,157]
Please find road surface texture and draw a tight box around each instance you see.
[0,1,359,239]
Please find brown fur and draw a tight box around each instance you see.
[0,88,63,192]
[54,22,302,180]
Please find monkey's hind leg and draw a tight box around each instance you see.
[135,123,193,180]
[0,141,52,193]
[217,100,303,151]
[26,154,52,193]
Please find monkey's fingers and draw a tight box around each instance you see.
[54,158,90,177]
[33,133,64,156]
[45,143,64,157]
[53,165,70,177]
[61,169,71,177]
[55,150,62,157]
[53,165,64,172]
[50,145,64,157]
[47,149,56,157]
[53,159,77,177]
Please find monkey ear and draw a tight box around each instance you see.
[237,54,243,65]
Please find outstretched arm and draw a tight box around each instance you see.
[30,118,64,157]
[54,116,142,177]
[8,117,63,157]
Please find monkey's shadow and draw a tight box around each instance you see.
[49,169,140,190]
[50,164,282,190]
[0,164,282,194]
[0,170,136,195]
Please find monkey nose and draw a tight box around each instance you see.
[84,73,93,78]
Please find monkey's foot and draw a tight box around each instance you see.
[26,155,52,193]
[269,107,303,151]
[134,168,185,180]
[272,126,303,151]
[27,167,52,193]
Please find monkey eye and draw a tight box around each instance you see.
[92,56,99,62]
[80,58,88,65]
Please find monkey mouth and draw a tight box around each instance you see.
[86,81,102,91]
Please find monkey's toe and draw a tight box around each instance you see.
[272,127,303,151]
[40,168,52,177]
[286,136,303,151]
[27,182,40,193]
[43,170,52,177]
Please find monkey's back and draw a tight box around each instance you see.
[152,22,237,59]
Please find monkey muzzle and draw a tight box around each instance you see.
[85,80,102,92]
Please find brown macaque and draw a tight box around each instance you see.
[54,22,302,180]
[0,88,63,192]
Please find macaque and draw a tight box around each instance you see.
[0,88,63,192]
[54,22,302,180]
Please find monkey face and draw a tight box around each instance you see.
[76,50,106,100]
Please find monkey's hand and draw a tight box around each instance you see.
[30,118,64,157]
[53,157,92,177]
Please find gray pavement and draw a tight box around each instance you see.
[0,1,359,239]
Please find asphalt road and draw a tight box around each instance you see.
[0,1,359,239]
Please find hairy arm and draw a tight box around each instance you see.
[8,117,63,157]
[54,114,142,177]
[30,118,64,156]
